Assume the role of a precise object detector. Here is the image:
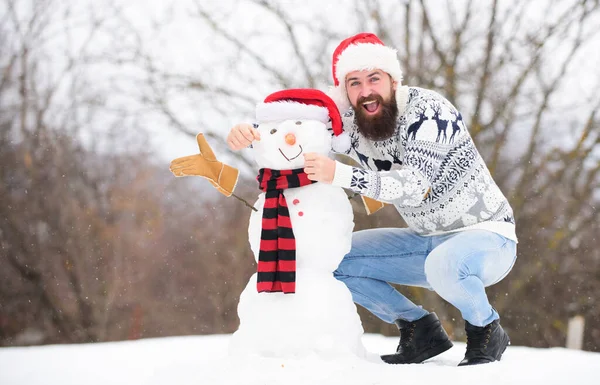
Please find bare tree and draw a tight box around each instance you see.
[2,0,599,351]
[0,0,151,344]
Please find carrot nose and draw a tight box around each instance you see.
[285,133,296,146]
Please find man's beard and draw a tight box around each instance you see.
[353,89,399,141]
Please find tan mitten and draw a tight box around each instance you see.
[361,196,388,215]
[169,133,239,197]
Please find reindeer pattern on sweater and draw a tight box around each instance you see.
[334,87,516,241]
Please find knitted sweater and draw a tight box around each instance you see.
[331,86,517,242]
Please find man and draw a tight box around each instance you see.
[227,33,517,366]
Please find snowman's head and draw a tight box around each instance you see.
[252,89,350,170]
[253,111,332,170]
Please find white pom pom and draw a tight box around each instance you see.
[327,85,351,113]
[332,131,351,153]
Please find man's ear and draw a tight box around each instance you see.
[392,78,398,91]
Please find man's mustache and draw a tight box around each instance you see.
[357,94,383,105]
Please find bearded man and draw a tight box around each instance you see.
[227,33,517,367]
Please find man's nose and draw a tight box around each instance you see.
[359,85,373,98]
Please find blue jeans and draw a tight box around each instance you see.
[333,228,517,327]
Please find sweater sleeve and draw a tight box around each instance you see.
[331,162,430,207]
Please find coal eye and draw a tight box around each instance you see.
[270,128,277,134]
[295,121,302,125]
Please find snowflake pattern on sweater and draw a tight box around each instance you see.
[335,87,516,240]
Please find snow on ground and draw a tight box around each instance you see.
[1,333,598,385]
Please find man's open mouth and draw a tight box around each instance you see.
[279,145,303,161]
[362,100,380,114]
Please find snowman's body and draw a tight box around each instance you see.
[248,183,352,272]
[228,99,366,358]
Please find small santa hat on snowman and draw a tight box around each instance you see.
[328,32,404,112]
[255,88,351,153]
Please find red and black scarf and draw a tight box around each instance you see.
[256,168,315,294]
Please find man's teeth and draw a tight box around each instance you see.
[363,100,379,112]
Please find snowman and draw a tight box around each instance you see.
[228,89,367,359]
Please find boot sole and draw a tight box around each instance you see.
[381,340,454,364]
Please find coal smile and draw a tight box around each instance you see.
[279,145,303,162]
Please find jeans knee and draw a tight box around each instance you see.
[334,252,357,277]
[333,269,344,279]
[424,252,462,289]
[333,268,356,293]
[333,260,351,280]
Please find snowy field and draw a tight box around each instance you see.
[1,334,598,385]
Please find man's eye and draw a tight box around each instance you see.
[270,129,277,134]
[370,77,380,82]
[350,81,359,87]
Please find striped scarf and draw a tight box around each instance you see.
[256,168,315,294]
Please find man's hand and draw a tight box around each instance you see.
[227,123,261,151]
[169,133,239,197]
[303,153,336,183]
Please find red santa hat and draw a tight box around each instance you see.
[329,32,404,112]
[255,88,351,152]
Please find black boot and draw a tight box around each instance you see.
[381,312,453,364]
[458,319,510,366]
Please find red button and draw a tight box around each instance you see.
[293,199,300,205]
[298,211,304,217]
